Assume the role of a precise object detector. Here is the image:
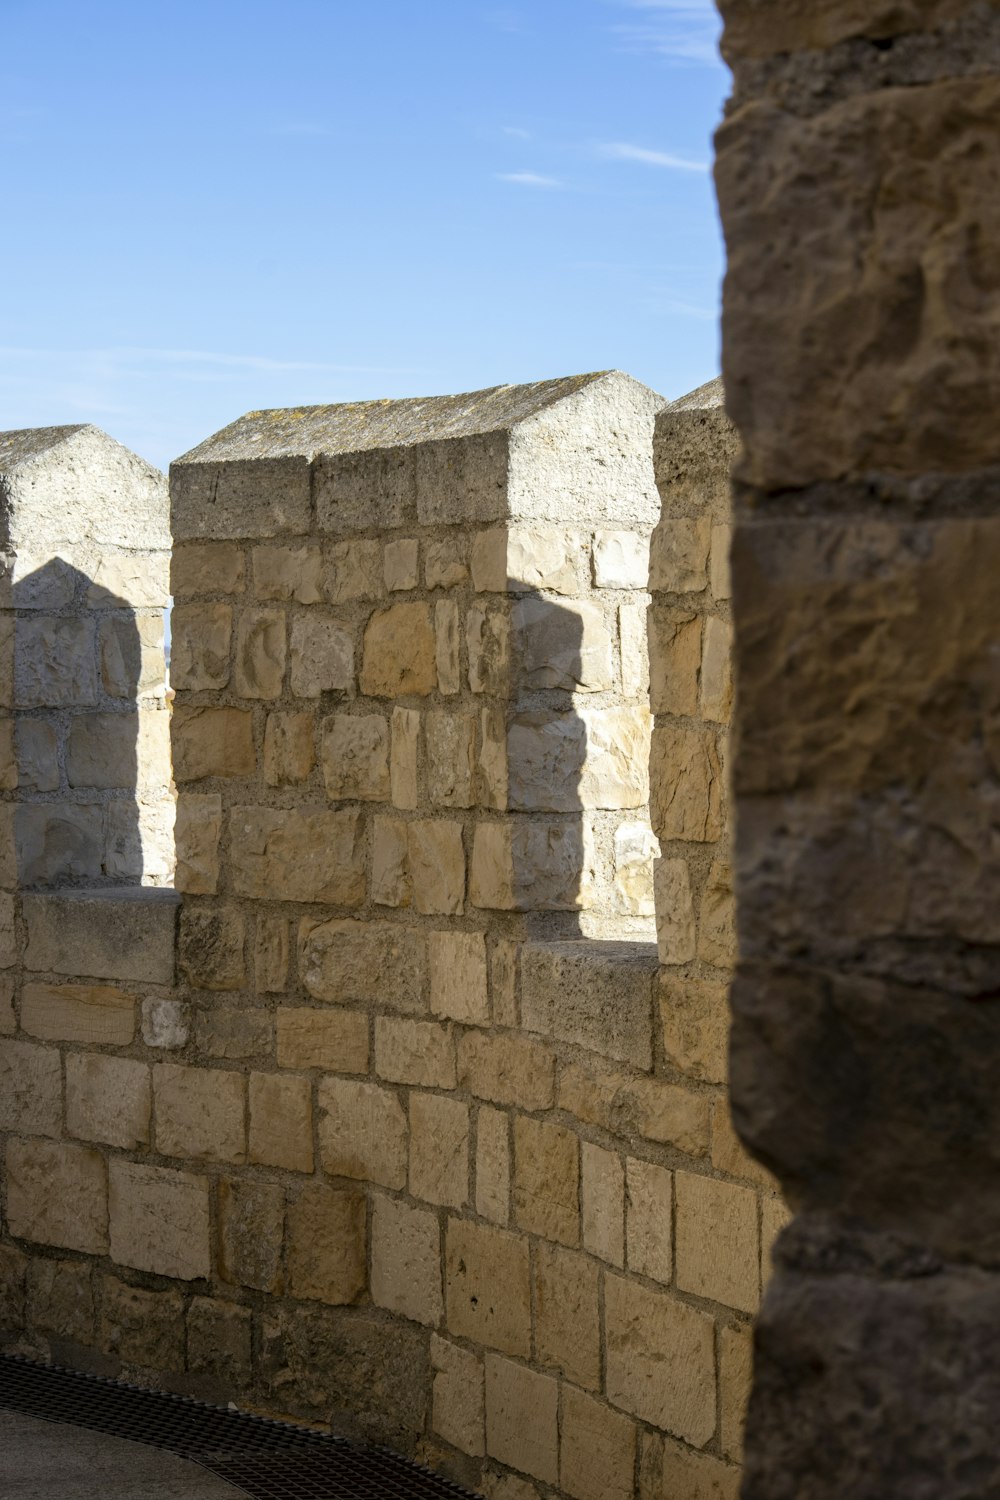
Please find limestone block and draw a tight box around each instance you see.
[534,1241,600,1388]
[624,1076,711,1154]
[15,718,58,790]
[169,604,231,691]
[23,888,177,984]
[650,724,723,843]
[471,821,597,912]
[287,1184,366,1304]
[512,596,614,692]
[513,1116,580,1246]
[16,803,103,886]
[171,541,245,596]
[26,1258,95,1345]
[507,527,589,594]
[614,821,658,917]
[457,1031,554,1111]
[475,1105,511,1225]
[409,819,466,915]
[643,1437,741,1500]
[104,795,175,886]
[648,519,710,594]
[263,711,315,786]
[371,815,410,908]
[654,858,696,966]
[171,454,311,540]
[276,1007,370,1073]
[561,1387,636,1500]
[141,996,189,1049]
[81,552,167,609]
[620,601,650,699]
[582,1141,624,1268]
[172,706,255,781]
[153,1062,246,1165]
[425,538,468,589]
[194,1007,271,1061]
[659,975,730,1084]
[593,529,650,590]
[321,713,390,801]
[490,937,519,1028]
[507,713,585,813]
[315,446,417,534]
[384,538,419,592]
[249,1072,313,1172]
[5,1139,107,1254]
[99,612,166,699]
[414,431,509,527]
[252,543,323,603]
[470,528,506,592]
[0,1037,62,1135]
[390,706,420,809]
[410,1091,469,1209]
[719,1322,753,1462]
[187,1297,253,1390]
[360,602,437,696]
[0,975,13,1034]
[15,616,97,707]
[318,1076,408,1189]
[675,1171,759,1314]
[467,605,510,695]
[20,981,136,1045]
[426,711,476,807]
[445,1218,531,1357]
[605,1272,716,1443]
[648,607,701,716]
[429,929,488,1024]
[710,524,732,601]
[431,1335,484,1457]
[479,704,507,809]
[711,1098,776,1191]
[0,1242,27,1329]
[300,917,426,1011]
[234,607,286,698]
[177,905,246,991]
[698,859,736,969]
[100,1277,185,1371]
[230,807,365,905]
[700,616,733,725]
[521,940,655,1070]
[218,1177,284,1292]
[174,793,222,894]
[484,1354,559,1487]
[254,914,289,992]
[66,1053,150,1150]
[370,1192,443,1327]
[289,613,355,697]
[626,1157,673,1285]
[327,539,383,603]
[375,1017,456,1089]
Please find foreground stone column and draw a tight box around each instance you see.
[716,3,1000,1495]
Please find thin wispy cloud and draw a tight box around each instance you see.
[0,347,426,378]
[496,171,563,188]
[599,141,709,173]
[611,0,722,67]
[502,126,531,139]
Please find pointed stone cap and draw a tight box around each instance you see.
[172,371,665,540]
[654,375,737,516]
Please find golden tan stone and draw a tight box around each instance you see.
[327,538,383,602]
[177,905,246,991]
[252,543,323,603]
[231,807,365,905]
[659,975,730,1085]
[172,706,255,781]
[698,859,736,969]
[605,1273,716,1443]
[425,537,469,589]
[648,1438,741,1500]
[513,1116,579,1246]
[300,917,426,1011]
[710,523,732,601]
[254,913,289,992]
[109,1160,210,1279]
[649,518,710,593]
[431,1335,484,1456]
[172,541,244,596]
[626,1157,673,1285]
[650,724,723,843]
[390,706,420,809]
[287,1183,366,1304]
[318,1076,407,1189]
[66,1053,150,1150]
[534,1241,600,1389]
[375,1017,456,1089]
[410,1091,470,1209]
[249,1071,313,1172]
[360,602,437,696]
[217,1177,284,1292]
[648,607,701,716]
[370,1192,443,1327]
[170,603,232,691]
[263,711,315,785]
[700,615,733,724]
[467,603,510,694]
[457,1030,554,1111]
[436,598,461,695]
[475,1105,510,1225]
[484,1354,558,1487]
[561,1386,636,1500]
[20,982,135,1045]
[445,1217,531,1357]
[720,1321,753,1462]
[581,1140,624,1267]
[288,612,355,696]
[409,819,466,915]
[234,607,286,698]
[6,1138,107,1254]
[321,713,390,801]
[276,1007,369,1073]
[371,816,410,907]
[675,1171,759,1314]
[0,1038,61,1136]
[384,537,419,592]
[174,793,222,894]
[426,711,476,807]
[429,929,488,1023]
[153,1063,246,1165]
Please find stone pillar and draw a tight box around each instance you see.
[715,3,1000,1494]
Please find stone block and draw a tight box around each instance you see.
[66,1053,150,1150]
[408,819,466,914]
[534,1241,600,1388]
[174,793,222,894]
[659,975,729,1084]
[605,1273,716,1444]
[360,602,437,696]
[100,612,166,698]
[435,599,461,695]
[141,996,189,1050]
[289,613,355,697]
[710,523,732,601]
[234,607,286,698]
[643,1436,741,1500]
[321,713,390,801]
[711,1097,776,1191]
[318,1076,408,1189]
[431,1335,484,1457]
[508,526,590,594]
[177,905,246,991]
[86,551,170,608]
[153,1062,246,1165]
[649,725,724,843]
[513,1116,579,1246]
[390,706,420,808]
[287,1184,367,1305]
[171,540,245,596]
[424,538,468,590]
[252,543,323,603]
[614,821,658,917]
[218,1177,284,1292]
[414,432,508,526]
[561,1387,636,1500]
[0,1243,27,1330]
[429,929,488,1024]
[479,703,507,810]
[469,528,505,592]
[15,616,97,707]
[653,858,696,966]
[700,615,733,724]
[620,600,650,699]
[507,706,650,813]
[375,1017,456,1089]
[65,713,137,789]
[276,1007,370,1073]
[231,807,365,905]
[490,938,519,1028]
[169,604,231,691]
[475,1105,510,1225]
[15,718,58,791]
[327,538,383,603]
[457,1030,554,1111]
[372,818,407,914]
[26,1258,95,1345]
[698,859,736,969]
[484,1354,558,1487]
[426,711,476,807]
[100,1277,185,1371]
[171,455,311,540]
[582,1141,624,1267]
[445,1218,531,1358]
[0,1038,62,1136]
[648,607,701,716]
[187,1296,253,1391]
[20,982,136,1046]
[466,604,510,695]
[648,518,710,593]
[314,445,417,534]
[6,1139,107,1254]
[255,913,289,992]
[384,537,419,592]
[675,1171,759,1314]
[626,1157,673,1285]
[0,975,13,1034]
[370,1192,442,1327]
[410,1091,469,1209]
[593,529,649,589]
[172,706,255,781]
[193,1007,271,1061]
[300,917,426,1011]
[512,596,614,693]
[16,803,103,886]
[719,1321,753,1462]
[520,940,655,1070]
[249,1071,313,1172]
[470,821,597,913]
[263,711,315,785]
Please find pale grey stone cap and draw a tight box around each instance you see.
[655,375,738,518]
[666,376,726,411]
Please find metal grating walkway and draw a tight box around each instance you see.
[0,1355,476,1500]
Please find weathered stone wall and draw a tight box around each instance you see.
[716,2,1000,1495]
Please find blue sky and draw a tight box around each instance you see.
[1,0,727,471]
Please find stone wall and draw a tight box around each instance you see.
[716,2,1000,1495]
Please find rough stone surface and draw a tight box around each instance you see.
[533,1242,600,1389]
[5,1138,108,1254]
[231,807,366,905]
[446,1218,531,1358]
[370,1193,443,1327]
[286,1184,366,1305]
[109,1160,210,1280]
[604,1273,716,1445]
[300,918,426,1011]
[431,1335,484,1457]
[561,1386,636,1500]
[218,1178,284,1293]
[484,1355,559,1487]
[66,1052,150,1149]
[521,941,656,1069]
[318,1077,408,1189]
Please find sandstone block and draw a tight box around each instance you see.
[100,1277,184,1371]
[254,913,290,992]
[321,713,390,801]
[177,905,246,991]
[289,613,355,697]
[276,1007,370,1073]
[85,551,169,608]
[471,821,597,912]
[426,537,469,590]
[643,1436,741,1500]
[467,604,510,694]
[263,711,315,785]
[371,815,410,907]
[218,1176,284,1292]
[484,1354,558,1487]
[65,712,139,789]
[300,918,426,1011]
[318,1076,408,1189]
[659,975,729,1084]
[512,596,614,693]
[710,523,732,601]
[475,1105,510,1225]
[520,940,655,1070]
[470,528,506,592]
[435,599,461,695]
[408,819,466,914]
[384,537,419,592]
[252,543,323,603]
[582,1141,625,1268]
[605,1272,716,1444]
[26,1258,95,1345]
[719,1321,753,1462]
[0,1038,62,1136]
[653,858,696,966]
[445,1218,531,1357]
[169,604,231,691]
[171,455,311,540]
[592,529,649,589]
[614,821,658,917]
[100,611,166,699]
[141,996,189,1049]
[507,526,589,594]
[172,706,255,781]
[171,541,245,596]
[20,982,136,1046]
[649,518,710,593]
[14,718,58,791]
[327,538,383,603]
[390,706,420,808]
[490,938,519,1028]
[700,615,733,724]
[174,793,222,894]
[6,1138,107,1254]
[623,1076,712,1154]
[698,859,736,969]
[187,1296,253,1390]
[431,1335,484,1457]
[479,702,507,810]
[426,711,476,807]
[561,1387,636,1500]
[375,1017,456,1089]
[534,1241,600,1389]
[648,607,701,716]
[16,803,102,885]
[370,1192,443,1327]
[626,1157,673,1285]
[650,725,724,843]
[231,807,365,905]
[66,1053,150,1150]
[513,1116,579,1246]
[620,600,650,699]
[429,929,488,1024]
[507,706,650,813]
[234,607,286,698]
[153,1063,246,1165]
[249,1071,313,1173]
[194,1007,271,1061]
[410,1091,470,1209]
[15,616,97,707]
[457,1030,554,1111]
[675,1171,759,1314]
[360,602,437,696]
[287,1184,366,1304]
